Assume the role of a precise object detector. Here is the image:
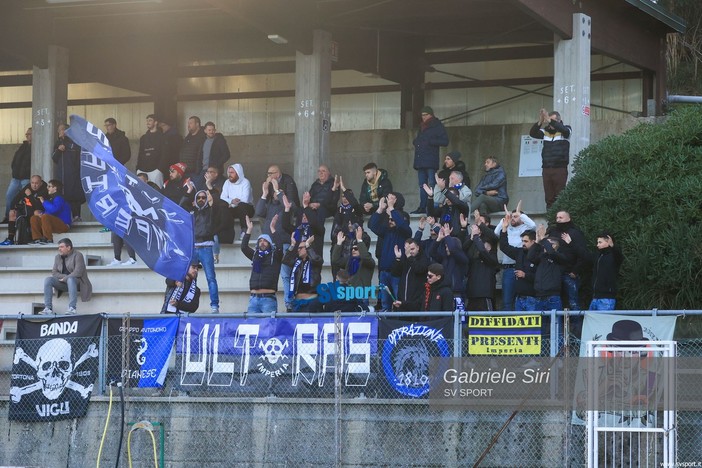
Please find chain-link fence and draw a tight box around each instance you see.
[0,310,699,467]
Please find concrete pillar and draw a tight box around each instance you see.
[32,45,69,181]
[154,65,179,126]
[553,14,591,179]
[294,30,332,193]
[400,82,424,130]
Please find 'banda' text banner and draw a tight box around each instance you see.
[9,315,101,422]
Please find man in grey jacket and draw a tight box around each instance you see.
[41,238,93,315]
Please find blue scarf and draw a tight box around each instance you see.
[252,247,271,273]
[348,256,361,276]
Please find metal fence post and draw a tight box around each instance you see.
[550,310,557,357]
[98,314,107,395]
[454,309,462,357]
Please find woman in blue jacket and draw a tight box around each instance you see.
[30,179,72,244]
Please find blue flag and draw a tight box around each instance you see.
[66,115,193,281]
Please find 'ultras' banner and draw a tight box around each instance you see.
[176,317,378,394]
[379,318,454,398]
[467,315,542,355]
[67,115,193,281]
[106,317,179,388]
[9,314,101,422]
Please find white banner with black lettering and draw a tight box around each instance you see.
[9,315,101,422]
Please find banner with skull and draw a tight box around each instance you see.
[106,317,179,388]
[9,314,102,422]
[176,317,377,395]
[379,318,454,398]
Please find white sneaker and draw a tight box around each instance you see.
[122,257,137,265]
[39,307,53,315]
[211,307,220,314]
[67,307,77,315]
[107,258,121,267]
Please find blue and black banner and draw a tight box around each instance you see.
[67,115,193,281]
[107,317,179,388]
[379,317,453,398]
[176,317,378,394]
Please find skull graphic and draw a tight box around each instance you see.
[36,338,73,400]
[259,338,289,365]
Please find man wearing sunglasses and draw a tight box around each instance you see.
[187,189,221,313]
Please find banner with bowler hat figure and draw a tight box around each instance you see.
[9,315,102,422]
[66,115,193,282]
[571,312,677,426]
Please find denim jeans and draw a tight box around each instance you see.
[416,168,436,210]
[515,295,537,312]
[379,270,399,311]
[536,295,563,345]
[194,246,219,308]
[500,268,516,311]
[535,295,562,312]
[248,295,278,313]
[44,276,78,309]
[589,298,616,311]
[5,178,29,217]
[561,273,580,310]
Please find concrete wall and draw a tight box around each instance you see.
[0,397,568,467]
[0,116,648,218]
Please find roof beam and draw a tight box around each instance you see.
[426,45,553,65]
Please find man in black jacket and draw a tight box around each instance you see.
[162,261,201,314]
[530,225,567,311]
[308,165,337,220]
[562,230,624,311]
[421,263,454,312]
[283,233,323,312]
[391,238,430,312]
[529,108,572,209]
[241,215,283,313]
[158,121,182,180]
[1,175,47,245]
[3,127,32,222]
[188,189,221,313]
[104,118,131,165]
[179,116,206,176]
[547,210,587,310]
[136,114,165,187]
[499,217,538,311]
[359,162,392,215]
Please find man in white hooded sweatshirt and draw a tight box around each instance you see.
[220,163,254,240]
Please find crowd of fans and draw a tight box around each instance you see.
[1,109,623,316]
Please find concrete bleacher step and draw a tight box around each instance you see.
[0,288,267,315]
[0,262,363,293]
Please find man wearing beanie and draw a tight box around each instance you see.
[437,150,468,188]
[162,162,192,206]
[241,215,283,313]
[412,106,449,214]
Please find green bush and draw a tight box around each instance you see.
[551,105,702,311]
